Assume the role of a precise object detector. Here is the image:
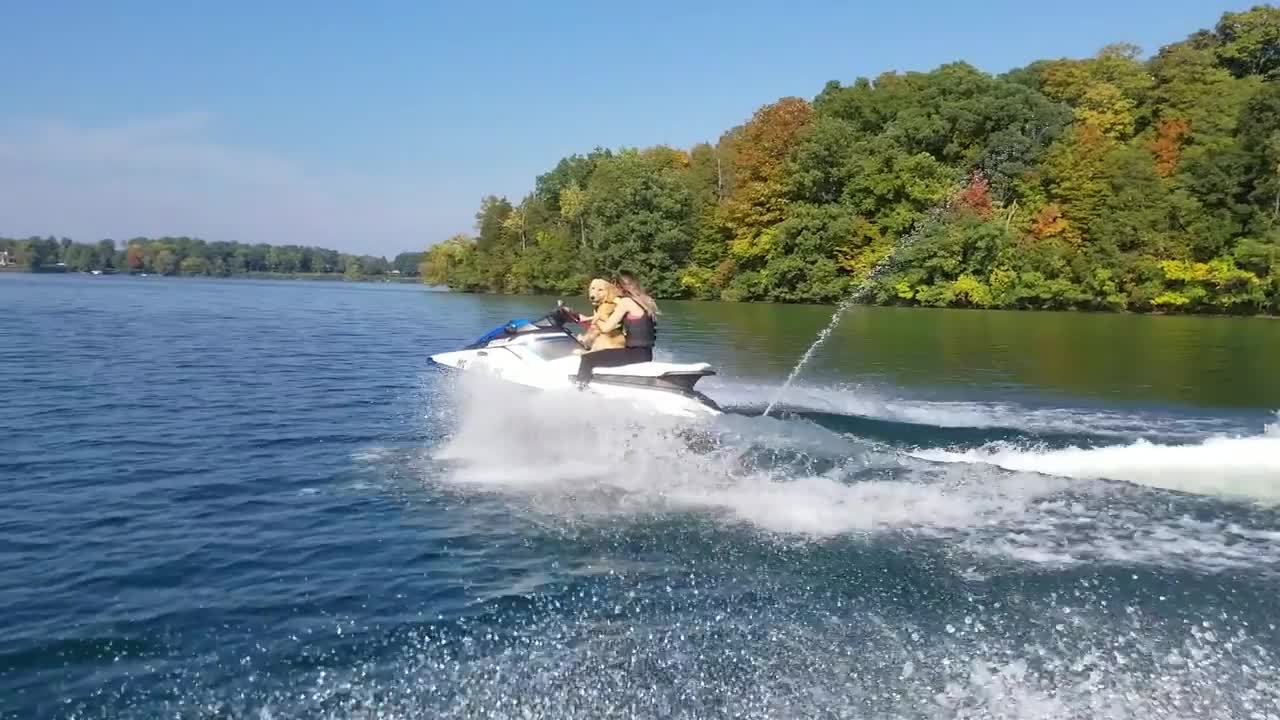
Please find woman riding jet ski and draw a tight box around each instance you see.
[428,274,719,418]
[560,273,658,388]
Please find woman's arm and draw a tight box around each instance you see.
[576,305,609,346]
[578,315,608,345]
[595,299,633,333]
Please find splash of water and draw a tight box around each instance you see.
[425,371,1280,574]
[761,206,947,417]
[760,300,857,418]
[912,431,1280,504]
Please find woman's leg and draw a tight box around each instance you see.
[576,347,652,384]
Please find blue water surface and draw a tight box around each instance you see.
[3,274,1279,719]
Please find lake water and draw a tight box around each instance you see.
[3,273,1279,719]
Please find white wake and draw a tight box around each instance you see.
[420,373,1280,575]
[912,431,1280,504]
[703,379,1247,440]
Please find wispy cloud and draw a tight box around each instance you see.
[0,113,449,256]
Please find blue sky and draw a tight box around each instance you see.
[0,0,1253,257]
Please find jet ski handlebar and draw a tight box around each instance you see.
[463,303,587,350]
[543,303,593,350]
[544,301,586,327]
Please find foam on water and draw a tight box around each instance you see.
[912,431,1280,504]
[64,377,1280,719]
[428,372,1280,577]
[431,372,1053,524]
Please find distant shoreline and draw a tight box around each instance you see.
[0,236,425,286]
[8,267,1278,317]
[1,267,421,284]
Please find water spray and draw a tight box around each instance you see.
[761,206,948,418]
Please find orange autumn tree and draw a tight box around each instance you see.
[954,171,994,219]
[1031,204,1070,239]
[125,244,146,270]
[422,6,1280,315]
[721,97,814,262]
[1149,117,1192,177]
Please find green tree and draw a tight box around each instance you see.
[410,4,1280,316]
[559,182,589,248]
[393,252,423,276]
[1214,5,1280,78]
[180,256,209,275]
[584,149,696,297]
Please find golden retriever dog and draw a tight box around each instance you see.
[578,278,627,352]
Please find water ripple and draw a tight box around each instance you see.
[3,276,1279,719]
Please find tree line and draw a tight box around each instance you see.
[422,5,1280,314]
[0,236,423,280]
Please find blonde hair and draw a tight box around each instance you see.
[615,271,658,316]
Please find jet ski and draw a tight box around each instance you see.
[428,305,721,418]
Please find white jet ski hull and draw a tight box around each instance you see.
[428,312,721,419]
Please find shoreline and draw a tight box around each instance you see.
[431,286,1280,319]
[10,270,1278,318]
[3,268,421,284]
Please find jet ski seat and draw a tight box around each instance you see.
[592,361,715,378]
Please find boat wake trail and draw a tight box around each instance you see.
[708,379,1280,504]
[704,378,1252,441]
[312,377,1280,720]
[425,372,1280,576]
[912,431,1280,504]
